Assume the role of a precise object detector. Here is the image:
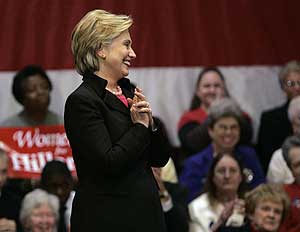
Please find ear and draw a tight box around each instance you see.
[96,49,106,60]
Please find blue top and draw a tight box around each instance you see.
[179,144,265,202]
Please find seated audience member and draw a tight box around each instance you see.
[178,67,253,156]
[39,160,75,232]
[267,96,300,184]
[152,167,189,232]
[20,189,59,232]
[257,60,300,172]
[0,65,63,198]
[0,149,22,232]
[279,135,300,231]
[218,183,290,232]
[179,98,264,202]
[1,65,63,126]
[189,153,247,232]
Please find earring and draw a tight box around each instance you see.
[101,55,106,60]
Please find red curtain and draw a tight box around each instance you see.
[1,0,300,70]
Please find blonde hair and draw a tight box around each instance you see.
[71,9,133,75]
[245,184,290,222]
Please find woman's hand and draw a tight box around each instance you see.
[127,88,153,128]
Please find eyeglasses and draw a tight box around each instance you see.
[216,124,239,133]
[285,80,300,87]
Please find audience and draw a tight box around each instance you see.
[39,160,74,232]
[179,98,264,202]
[267,96,300,183]
[189,153,247,232]
[20,189,59,232]
[0,149,22,232]
[177,67,253,156]
[257,60,300,172]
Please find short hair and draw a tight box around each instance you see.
[71,9,133,75]
[204,152,247,207]
[190,67,229,110]
[20,189,59,228]
[40,160,73,188]
[279,60,300,89]
[207,97,243,129]
[245,183,290,222]
[12,65,52,105]
[288,96,300,122]
[282,135,300,168]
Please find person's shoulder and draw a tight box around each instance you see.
[236,145,257,156]
[0,187,22,204]
[189,193,210,209]
[0,112,23,127]
[261,102,288,118]
[185,146,212,165]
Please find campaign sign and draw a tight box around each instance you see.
[0,125,76,179]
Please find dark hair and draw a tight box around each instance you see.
[204,152,247,206]
[190,67,229,110]
[12,65,52,105]
[40,160,72,188]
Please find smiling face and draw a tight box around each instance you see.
[196,71,226,109]
[213,155,242,195]
[98,29,136,80]
[27,203,56,232]
[251,200,283,232]
[209,116,240,153]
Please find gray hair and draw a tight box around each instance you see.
[71,9,133,75]
[279,60,300,88]
[207,97,244,128]
[282,135,300,168]
[20,189,60,230]
[288,96,300,122]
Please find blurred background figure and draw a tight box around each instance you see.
[39,160,74,232]
[177,67,253,157]
[189,153,247,232]
[0,65,63,199]
[20,189,59,232]
[152,167,189,232]
[267,96,300,184]
[279,135,300,231]
[0,149,22,232]
[257,60,300,172]
[1,65,63,127]
[179,98,264,202]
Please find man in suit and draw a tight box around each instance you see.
[257,60,300,172]
[0,149,22,232]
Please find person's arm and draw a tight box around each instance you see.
[64,93,152,177]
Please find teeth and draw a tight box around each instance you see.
[123,60,130,66]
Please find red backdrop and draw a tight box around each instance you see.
[1,0,300,71]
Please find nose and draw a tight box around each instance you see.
[129,47,136,59]
[224,169,231,178]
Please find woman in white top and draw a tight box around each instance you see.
[189,153,247,232]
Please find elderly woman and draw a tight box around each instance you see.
[1,65,63,127]
[179,98,264,202]
[177,67,252,155]
[64,9,170,232]
[189,153,247,232]
[20,189,59,232]
[267,96,300,184]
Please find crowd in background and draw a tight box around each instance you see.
[0,60,300,231]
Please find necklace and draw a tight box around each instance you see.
[106,85,122,96]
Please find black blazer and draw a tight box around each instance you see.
[256,102,293,172]
[64,73,170,232]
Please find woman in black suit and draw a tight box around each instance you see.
[64,9,170,232]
